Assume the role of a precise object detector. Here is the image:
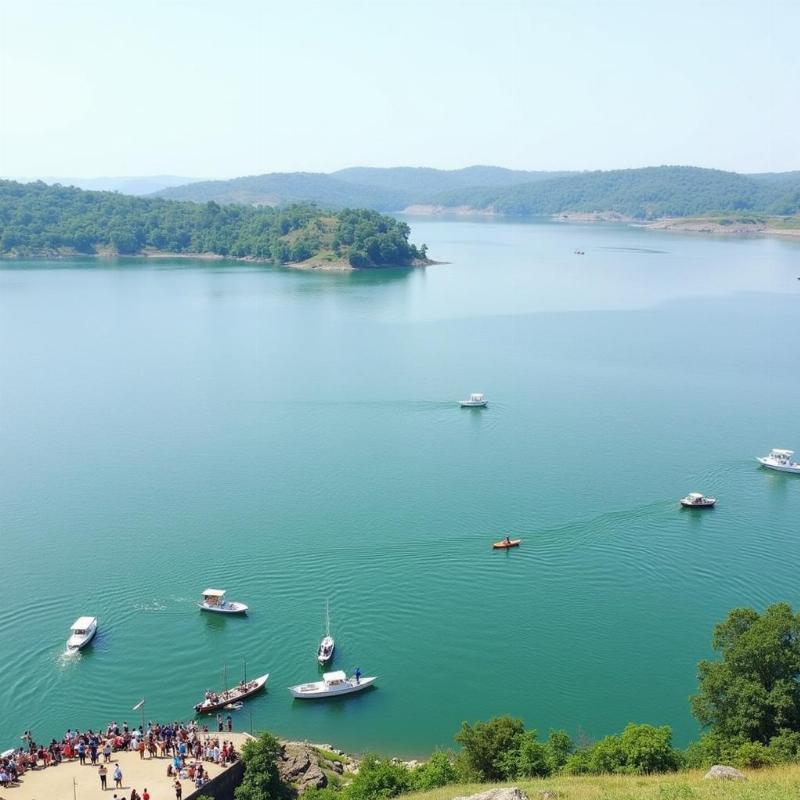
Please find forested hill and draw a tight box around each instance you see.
[154,166,576,209]
[430,166,800,218]
[0,181,428,267]
[154,165,800,219]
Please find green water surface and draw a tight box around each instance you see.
[0,219,798,755]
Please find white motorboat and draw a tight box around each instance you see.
[317,600,335,665]
[198,589,248,615]
[680,492,716,508]
[289,670,377,699]
[67,616,97,651]
[459,392,487,408]
[757,449,800,474]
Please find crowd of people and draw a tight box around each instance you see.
[0,719,239,798]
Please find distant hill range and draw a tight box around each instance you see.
[11,175,206,196]
[153,165,800,219]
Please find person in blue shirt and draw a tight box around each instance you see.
[354,667,361,684]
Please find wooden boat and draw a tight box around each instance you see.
[680,492,716,508]
[317,600,335,666]
[194,672,269,714]
[290,670,377,699]
[493,539,522,549]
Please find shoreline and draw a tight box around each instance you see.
[0,250,440,271]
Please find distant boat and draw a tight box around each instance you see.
[194,672,269,714]
[574,249,585,255]
[757,449,800,474]
[460,393,487,408]
[317,600,335,666]
[680,492,716,508]
[493,538,522,549]
[198,589,248,615]
[67,616,97,651]
[289,670,377,699]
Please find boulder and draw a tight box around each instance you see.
[704,764,746,781]
[298,761,327,791]
[454,789,529,800]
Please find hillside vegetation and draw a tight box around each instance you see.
[153,166,800,219]
[0,180,427,267]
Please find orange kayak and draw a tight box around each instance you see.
[493,539,522,549]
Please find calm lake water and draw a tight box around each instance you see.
[1,219,798,755]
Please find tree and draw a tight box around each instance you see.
[617,723,682,774]
[454,716,525,781]
[508,730,551,778]
[235,731,285,800]
[691,603,800,744]
[544,729,575,771]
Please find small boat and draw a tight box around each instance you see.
[317,600,335,666]
[290,670,377,699]
[194,672,269,714]
[66,616,97,651]
[198,589,248,615]
[493,538,522,549]
[460,393,487,408]
[680,492,716,508]
[757,449,800,474]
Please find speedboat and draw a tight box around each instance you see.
[194,672,269,714]
[680,492,716,508]
[317,600,335,665]
[493,538,522,549]
[67,617,97,651]
[459,393,487,408]
[289,670,377,699]
[198,589,248,615]
[757,449,800,474]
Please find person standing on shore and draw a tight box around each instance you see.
[99,763,108,790]
[113,764,123,788]
[174,778,183,799]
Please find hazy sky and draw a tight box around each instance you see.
[1,0,797,178]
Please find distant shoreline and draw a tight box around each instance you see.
[400,206,800,240]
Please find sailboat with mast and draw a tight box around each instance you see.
[317,600,335,666]
[193,660,269,714]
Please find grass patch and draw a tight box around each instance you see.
[395,764,800,800]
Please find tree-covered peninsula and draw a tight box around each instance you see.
[0,180,429,268]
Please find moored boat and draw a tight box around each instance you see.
[493,538,521,549]
[290,670,376,699]
[757,449,800,474]
[198,589,248,615]
[194,672,269,714]
[66,616,97,651]
[680,492,716,508]
[459,393,487,408]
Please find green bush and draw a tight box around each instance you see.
[769,729,800,762]
[411,752,458,790]
[454,715,525,781]
[347,755,412,800]
[734,741,775,769]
